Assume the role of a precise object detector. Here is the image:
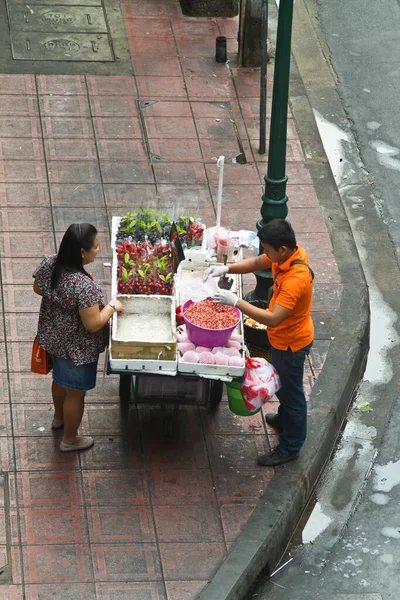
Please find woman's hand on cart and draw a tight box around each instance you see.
[110,298,125,313]
[213,289,238,307]
[203,265,229,281]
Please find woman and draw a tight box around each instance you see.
[33,223,124,452]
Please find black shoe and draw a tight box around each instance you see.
[257,446,299,467]
[264,413,282,431]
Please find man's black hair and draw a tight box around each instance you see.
[257,219,296,250]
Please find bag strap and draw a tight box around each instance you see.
[267,259,314,303]
[288,259,314,280]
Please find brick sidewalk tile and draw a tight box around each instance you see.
[0,0,340,596]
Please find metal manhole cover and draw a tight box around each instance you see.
[0,0,131,73]
[12,0,102,4]
[8,5,108,32]
[11,32,114,61]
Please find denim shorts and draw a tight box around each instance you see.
[52,356,98,391]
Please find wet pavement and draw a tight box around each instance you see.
[0,0,341,597]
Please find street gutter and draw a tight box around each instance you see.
[197,0,370,598]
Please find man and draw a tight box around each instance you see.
[204,219,314,466]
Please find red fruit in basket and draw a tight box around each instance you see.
[154,243,164,256]
[176,305,185,326]
[198,351,215,365]
[184,300,239,330]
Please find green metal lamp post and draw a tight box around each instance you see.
[245,0,294,303]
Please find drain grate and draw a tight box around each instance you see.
[0,474,12,583]
[0,0,131,74]
[138,100,247,164]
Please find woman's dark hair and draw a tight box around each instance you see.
[51,223,97,289]
[257,219,296,250]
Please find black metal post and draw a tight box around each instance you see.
[245,0,294,304]
[215,36,227,63]
[259,0,268,154]
[260,0,294,224]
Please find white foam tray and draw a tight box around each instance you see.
[108,354,177,375]
[111,294,176,345]
[177,356,245,379]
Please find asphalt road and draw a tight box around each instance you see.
[319,0,400,262]
[246,399,400,600]
[245,0,400,598]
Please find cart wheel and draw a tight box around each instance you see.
[208,380,224,410]
[119,374,132,402]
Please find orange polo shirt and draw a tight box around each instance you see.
[263,245,314,351]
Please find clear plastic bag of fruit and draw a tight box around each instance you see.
[116,235,174,296]
[187,219,205,248]
[240,356,281,412]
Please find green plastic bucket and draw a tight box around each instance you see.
[225,381,261,416]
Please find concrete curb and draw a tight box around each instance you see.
[197,1,370,598]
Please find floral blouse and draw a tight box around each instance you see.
[33,255,108,366]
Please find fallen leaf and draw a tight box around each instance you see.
[355,401,373,413]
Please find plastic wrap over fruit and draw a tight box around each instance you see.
[177,330,189,343]
[230,332,243,343]
[214,352,229,366]
[228,356,243,367]
[196,346,212,353]
[178,342,195,354]
[211,346,225,355]
[223,347,241,357]
[227,340,241,350]
[182,351,199,363]
[198,351,215,365]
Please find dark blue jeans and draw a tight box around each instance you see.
[271,342,312,455]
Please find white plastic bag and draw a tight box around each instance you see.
[240,356,281,411]
[176,274,217,303]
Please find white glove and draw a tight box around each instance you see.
[213,289,238,307]
[203,265,229,281]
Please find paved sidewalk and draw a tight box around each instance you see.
[0,1,342,598]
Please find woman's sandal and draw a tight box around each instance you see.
[60,436,94,452]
